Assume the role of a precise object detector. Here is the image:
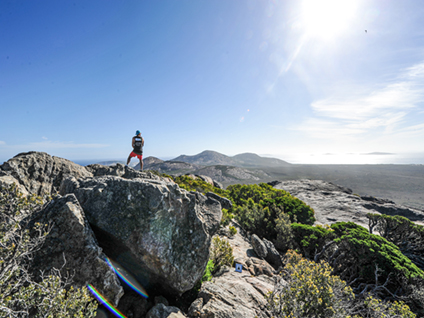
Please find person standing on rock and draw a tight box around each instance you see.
[126,130,144,170]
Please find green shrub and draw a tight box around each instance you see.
[229,226,237,237]
[329,222,423,283]
[148,170,173,179]
[267,250,416,318]
[173,175,227,197]
[234,203,272,239]
[202,260,214,282]
[0,184,98,317]
[220,208,234,227]
[274,211,294,251]
[291,223,335,258]
[267,250,355,318]
[226,183,314,245]
[227,183,315,225]
[210,236,234,273]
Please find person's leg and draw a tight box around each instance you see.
[139,158,143,171]
[126,154,132,165]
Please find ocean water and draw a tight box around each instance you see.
[277,153,424,165]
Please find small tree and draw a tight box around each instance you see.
[209,236,234,274]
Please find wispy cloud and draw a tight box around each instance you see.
[296,61,424,141]
[0,141,5,145]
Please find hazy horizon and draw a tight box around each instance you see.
[3,150,422,167]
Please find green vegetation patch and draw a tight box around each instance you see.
[0,184,97,317]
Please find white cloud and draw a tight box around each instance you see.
[311,81,422,121]
[296,61,424,144]
[294,118,365,140]
[0,141,5,145]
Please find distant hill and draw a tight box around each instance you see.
[232,153,291,168]
[172,150,238,166]
[136,157,202,174]
[140,152,275,183]
[172,150,290,168]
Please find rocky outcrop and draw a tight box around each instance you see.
[251,234,267,259]
[186,221,280,318]
[205,192,232,210]
[262,238,283,270]
[250,235,283,271]
[0,152,92,196]
[87,163,171,182]
[188,269,274,318]
[271,179,424,227]
[60,175,222,295]
[194,166,270,183]
[0,170,29,196]
[29,194,123,306]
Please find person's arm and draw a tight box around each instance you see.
[132,137,135,148]
[142,137,144,147]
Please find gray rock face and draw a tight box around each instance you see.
[272,179,424,227]
[188,221,278,318]
[60,175,222,295]
[262,238,283,270]
[206,192,232,210]
[212,180,224,189]
[196,175,214,187]
[0,171,29,196]
[251,234,267,259]
[29,194,123,306]
[146,303,186,318]
[0,152,92,196]
[188,270,274,318]
[87,163,168,182]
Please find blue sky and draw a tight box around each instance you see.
[2,0,424,164]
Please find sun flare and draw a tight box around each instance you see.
[301,0,360,40]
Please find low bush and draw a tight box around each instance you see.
[290,223,335,258]
[229,226,237,237]
[209,236,234,274]
[267,250,355,318]
[227,183,315,225]
[267,250,417,318]
[0,184,97,317]
[173,175,227,197]
[220,208,234,227]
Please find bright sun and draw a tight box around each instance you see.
[301,0,360,40]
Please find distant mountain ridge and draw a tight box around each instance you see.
[172,150,291,168]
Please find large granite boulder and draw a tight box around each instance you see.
[0,152,92,196]
[29,194,123,306]
[60,175,222,295]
